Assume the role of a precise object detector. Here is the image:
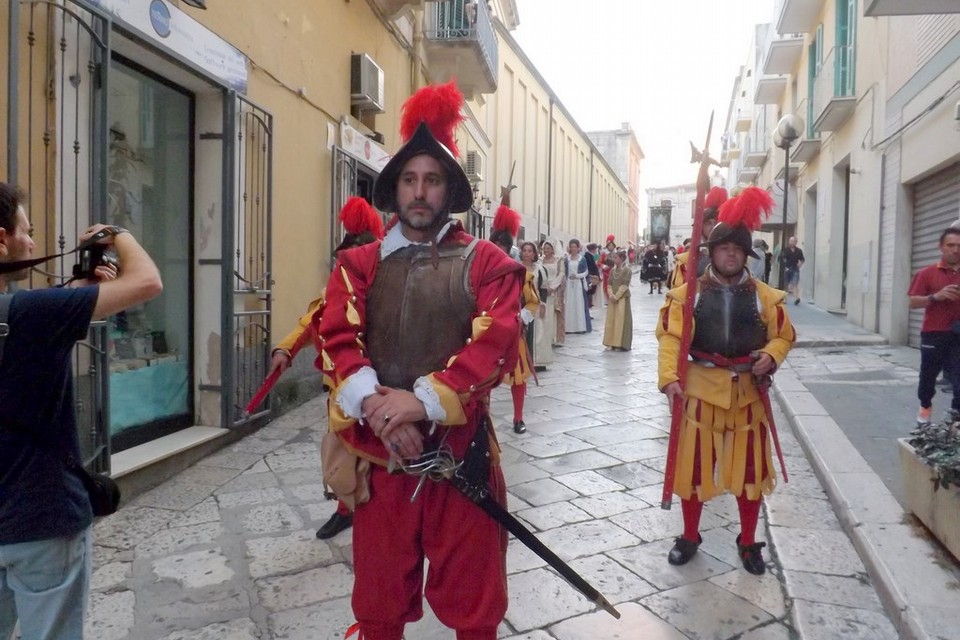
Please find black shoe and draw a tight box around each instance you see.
[513,420,526,434]
[667,535,702,565]
[736,534,767,575]
[316,512,353,539]
[794,298,800,306]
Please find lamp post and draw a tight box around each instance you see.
[773,114,804,289]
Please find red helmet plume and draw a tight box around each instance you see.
[338,197,384,240]
[492,205,521,238]
[704,186,728,211]
[605,234,616,244]
[399,81,465,158]
[717,186,773,231]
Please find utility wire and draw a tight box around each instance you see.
[874,80,960,150]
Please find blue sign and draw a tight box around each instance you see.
[149,0,171,38]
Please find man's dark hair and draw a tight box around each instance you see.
[939,227,960,246]
[0,182,25,233]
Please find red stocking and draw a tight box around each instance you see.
[511,383,526,423]
[736,493,762,546]
[680,498,703,542]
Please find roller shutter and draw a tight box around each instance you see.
[909,162,960,347]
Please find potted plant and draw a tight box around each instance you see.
[899,418,960,560]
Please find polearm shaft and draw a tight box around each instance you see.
[661,112,715,510]
[244,326,313,416]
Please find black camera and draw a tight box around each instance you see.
[73,245,119,280]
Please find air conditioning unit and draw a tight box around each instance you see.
[464,150,483,183]
[351,53,385,113]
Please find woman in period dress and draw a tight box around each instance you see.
[602,249,633,351]
[541,239,566,345]
[564,238,589,334]
[523,241,552,368]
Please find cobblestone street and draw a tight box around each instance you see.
[85,280,909,639]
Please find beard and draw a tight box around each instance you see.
[398,200,448,232]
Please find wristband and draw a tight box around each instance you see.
[928,294,936,305]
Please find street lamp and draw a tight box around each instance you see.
[773,114,804,289]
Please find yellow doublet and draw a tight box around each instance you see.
[503,271,541,386]
[656,280,795,501]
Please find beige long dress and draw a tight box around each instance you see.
[531,262,553,365]
[541,255,566,345]
[602,264,633,350]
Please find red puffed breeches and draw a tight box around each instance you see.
[351,464,508,639]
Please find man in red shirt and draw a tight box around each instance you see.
[907,227,960,426]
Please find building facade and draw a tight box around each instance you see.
[588,123,644,247]
[722,0,960,346]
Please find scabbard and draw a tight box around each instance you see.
[758,384,789,483]
[448,477,621,620]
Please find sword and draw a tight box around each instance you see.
[454,482,621,619]
[408,420,620,619]
[755,372,789,483]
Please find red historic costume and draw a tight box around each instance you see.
[317,82,523,640]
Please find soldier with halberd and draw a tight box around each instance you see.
[316,82,524,639]
[657,187,796,575]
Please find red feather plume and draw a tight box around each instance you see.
[492,205,521,238]
[704,186,728,210]
[606,234,616,244]
[717,186,774,231]
[338,197,384,240]
[399,81,465,158]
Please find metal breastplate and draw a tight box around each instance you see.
[365,243,477,390]
[691,278,766,358]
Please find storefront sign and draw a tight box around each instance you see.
[339,122,390,172]
[88,0,248,92]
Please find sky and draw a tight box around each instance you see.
[512,0,775,197]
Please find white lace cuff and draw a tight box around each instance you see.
[520,308,535,325]
[336,366,380,419]
[414,376,447,422]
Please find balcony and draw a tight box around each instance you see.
[742,134,769,169]
[755,76,788,104]
[423,0,499,98]
[735,108,752,133]
[791,137,821,163]
[738,165,760,184]
[812,46,856,133]
[776,0,825,35]
[372,0,421,16]
[865,0,960,15]
[763,36,804,75]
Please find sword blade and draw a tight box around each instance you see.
[469,490,621,619]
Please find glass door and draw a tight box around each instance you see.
[107,57,194,450]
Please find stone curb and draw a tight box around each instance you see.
[772,373,936,640]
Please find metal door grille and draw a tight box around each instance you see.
[3,0,111,470]
[229,96,272,425]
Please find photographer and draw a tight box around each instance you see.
[0,181,162,640]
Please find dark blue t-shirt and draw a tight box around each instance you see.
[0,286,98,544]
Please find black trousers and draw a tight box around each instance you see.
[918,330,960,412]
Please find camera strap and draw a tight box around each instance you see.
[0,226,120,275]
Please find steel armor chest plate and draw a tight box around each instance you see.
[365,243,477,390]
[691,278,766,358]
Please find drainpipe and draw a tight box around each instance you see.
[7,0,20,183]
[546,98,554,235]
[874,153,885,333]
[588,150,594,241]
